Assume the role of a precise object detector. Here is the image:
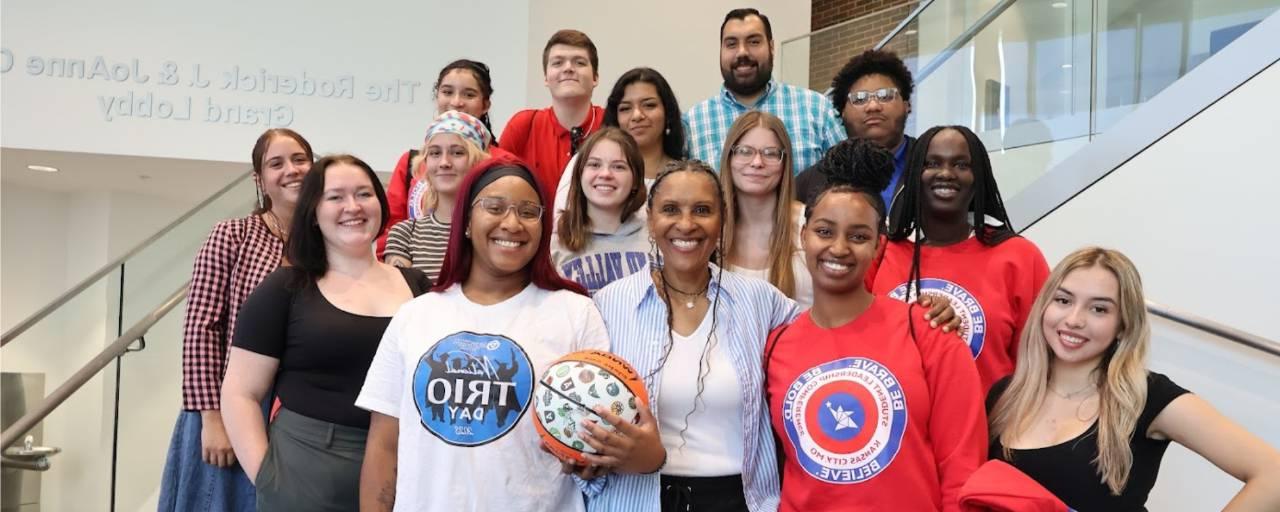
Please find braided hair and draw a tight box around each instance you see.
[804,137,897,227]
[645,159,728,446]
[765,138,895,374]
[886,125,1017,339]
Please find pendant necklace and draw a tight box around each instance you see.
[662,270,710,309]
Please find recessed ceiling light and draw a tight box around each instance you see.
[27,165,59,173]
[1062,63,1073,69]
[1052,2,1068,8]
[904,29,918,36]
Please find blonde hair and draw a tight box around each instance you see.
[412,134,489,213]
[989,246,1150,495]
[719,111,798,298]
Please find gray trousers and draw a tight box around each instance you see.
[255,407,368,512]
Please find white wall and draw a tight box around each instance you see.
[1,183,202,512]
[1024,63,1280,508]
[1,0,531,171]
[525,1,812,114]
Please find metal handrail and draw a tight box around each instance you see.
[875,0,936,50]
[912,0,1018,83]
[1147,301,1280,359]
[779,0,928,45]
[0,283,189,451]
[1,171,249,347]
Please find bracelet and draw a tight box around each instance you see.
[641,451,667,475]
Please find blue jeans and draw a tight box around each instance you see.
[157,410,256,512]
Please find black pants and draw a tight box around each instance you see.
[660,474,748,512]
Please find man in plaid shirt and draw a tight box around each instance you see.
[685,8,846,175]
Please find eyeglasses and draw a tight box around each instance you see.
[570,127,585,155]
[472,197,544,221]
[849,87,900,106]
[729,145,785,164]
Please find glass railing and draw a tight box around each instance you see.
[1,171,254,511]
[780,0,1279,199]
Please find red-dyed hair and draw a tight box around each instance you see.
[432,154,588,296]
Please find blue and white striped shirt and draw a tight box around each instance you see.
[685,80,846,175]
[587,266,799,512]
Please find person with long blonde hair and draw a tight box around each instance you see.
[988,247,1280,511]
[720,111,812,308]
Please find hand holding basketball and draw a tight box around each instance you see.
[579,403,665,474]
[541,441,611,479]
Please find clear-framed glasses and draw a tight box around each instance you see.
[729,145,785,164]
[849,87,900,106]
[472,197,544,221]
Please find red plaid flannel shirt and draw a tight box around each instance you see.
[181,215,282,410]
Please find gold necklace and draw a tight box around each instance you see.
[265,211,289,242]
[1050,381,1096,400]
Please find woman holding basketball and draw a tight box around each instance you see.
[356,156,621,511]
[577,157,963,512]
[764,139,986,512]
[581,159,799,512]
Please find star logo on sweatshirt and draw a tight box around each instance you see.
[826,401,859,431]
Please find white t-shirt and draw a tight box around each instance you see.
[656,310,745,477]
[356,284,609,512]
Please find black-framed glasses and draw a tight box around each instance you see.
[472,197,544,222]
[570,127,585,155]
[729,145,785,164]
[849,87,900,106]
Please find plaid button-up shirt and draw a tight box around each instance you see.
[181,215,282,411]
[685,80,846,175]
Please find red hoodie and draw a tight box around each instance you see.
[766,298,986,512]
[868,236,1049,390]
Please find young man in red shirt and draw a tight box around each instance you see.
[500,29,605,192]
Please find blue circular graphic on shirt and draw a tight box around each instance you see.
[816,392,865,442]
[888,278,987,358]
[412,331,533,446]
[782,357,908,484]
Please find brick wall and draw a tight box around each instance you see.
[809,0,920,92]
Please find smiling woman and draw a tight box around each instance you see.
[219,154,431,511]
[160,129,315,512]
[868,125,1051,390]
[355,155,611,512]
[553,127,651,295]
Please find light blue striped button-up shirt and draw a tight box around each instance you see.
[586,266,799,512]
[685,80,846,175]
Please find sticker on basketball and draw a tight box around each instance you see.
[533,350,648,464]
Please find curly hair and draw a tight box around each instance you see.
[830,49,914,113]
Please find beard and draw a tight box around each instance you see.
[721,54,773,97]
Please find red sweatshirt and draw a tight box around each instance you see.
[868,236,1049,390]
[499,105,604,192]
[766,298,986,512]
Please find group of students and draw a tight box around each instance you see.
[158,7,1280,512]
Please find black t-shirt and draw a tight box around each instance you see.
[232,266,430,427]
[986,372,1190,511]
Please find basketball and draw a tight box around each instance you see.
[533,350,649,464]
